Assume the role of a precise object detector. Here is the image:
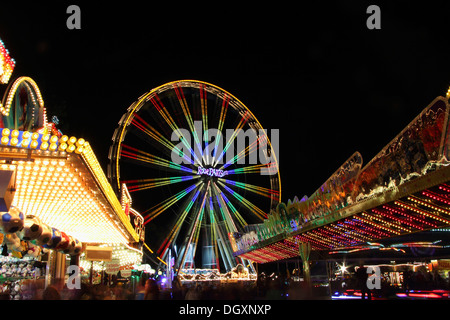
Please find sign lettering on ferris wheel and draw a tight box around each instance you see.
[197,166,228,178]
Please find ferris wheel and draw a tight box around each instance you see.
[108,80,280,272]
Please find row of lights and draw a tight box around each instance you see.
[371,208,424,231]
[383,204,438,228]
[292,234,328,250]
[344,218,392,239]
[0,128,85,153]
[11,157,130,244]
[0,128,139,244]
[321,225,359,245]
[81,143,136,241]
[422,190,450,206]
[0,131,133,244]
[357,213,403,235]
[400,198,450,224]
[79,244,143,272]
[1,78,43,118]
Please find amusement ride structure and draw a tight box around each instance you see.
[108,80,281,276]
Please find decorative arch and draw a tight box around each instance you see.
[0,76,46,131]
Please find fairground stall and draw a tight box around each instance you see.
[0,37,144,299]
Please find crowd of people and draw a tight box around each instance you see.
[0,273,312,300]
[2,266,450,300]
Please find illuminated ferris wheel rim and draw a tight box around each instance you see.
[108,79,281,270]
[112,79,281,201]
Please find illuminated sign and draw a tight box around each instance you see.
[197,166,228,178]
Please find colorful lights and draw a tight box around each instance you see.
[1,77,44,120]
[197,166,228,178]
[236,181,450,263]
[0,38,15,85]
[0,129,140,245]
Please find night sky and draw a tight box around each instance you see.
[1,1,449,203]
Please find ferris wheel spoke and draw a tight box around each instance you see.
[157,188,202,257]
[209,93,229,166]
[121,144,196,174]
[177,181,211,269]
[218,177,280,201]
[213,110,251,167]
[172,84,204,165]
[212,182,246,231]
[130,113,194,165]
[219,132,268,170]
[150,93,203,165]
[199,83,211,166]
[226,163,269,175]
[143,182,202,223]
[218,182,268,221]
[122,175,200,192]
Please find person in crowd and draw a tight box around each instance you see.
[42,285,61,300]
[355,265,371,300]
[144,278,160,300]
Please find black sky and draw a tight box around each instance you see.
[0,1,449,203]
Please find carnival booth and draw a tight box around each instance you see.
[0,37,144,298]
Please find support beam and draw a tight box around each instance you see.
[299,242,311,289]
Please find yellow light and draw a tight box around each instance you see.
[75,146,84,154]
[76,138,85,147]
[68,136,77,145]
[50,135,59,144]
[41,134,50,142]
[21,139,30,147]
[59,135,69,143]
[58,143,68,151]
[67,144,76,153]
[3,133,140,245]
[22,131,31,140]
[11,130,19,138]
[10,137,18,146]
[40,142,49,150]
[2,129,10,137]
[1,136,9,145]
[31,132,40,140]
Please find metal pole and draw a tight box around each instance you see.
[90,261,94,285]
[299,242,311,294]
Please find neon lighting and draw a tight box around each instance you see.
[130,113,194,165]
[211,94,229,162]
[123,175,199,192]
[143,182,201,223]
[121,144,195,174]
[172,84,204,164]
[220,183,267,220]
[197,166,228,177]
[221,178,280,200]
[213,110,251,167]
[157,189,201,256]
[150,93,202,165]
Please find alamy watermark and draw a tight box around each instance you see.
[66,265,81,289]
[367,266,381,290]
[170,121,279,176]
